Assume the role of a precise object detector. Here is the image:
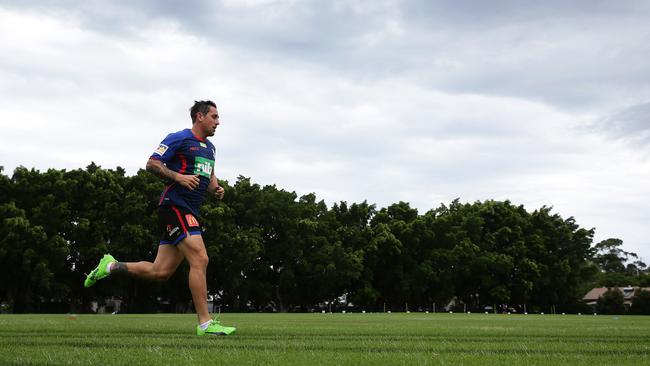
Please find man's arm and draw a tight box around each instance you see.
[206,171,225,199]
[146,158,200,190]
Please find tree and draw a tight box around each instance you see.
[597,272,637,287]
[300,196,365,308]
[596,288,626,314]
[630,290,650,315]
[0,165,605,313]
[593,238,642,274]
[0,202,69,312]
[202,178,264,311]
[364,202,421,310]
[0,166,10,204]
[527,207,595,307]
[335,201,380,308]
[587,238,646,292]
[639,274,650,287]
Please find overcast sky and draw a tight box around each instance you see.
[1,0,649,262]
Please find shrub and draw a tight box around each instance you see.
[596,288,625,314]
[630,290,650,315]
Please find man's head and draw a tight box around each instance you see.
[190,100,217,123]
[190,100,219,137]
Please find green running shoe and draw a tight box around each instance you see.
[84,254,116,288]
[196,320,236,336]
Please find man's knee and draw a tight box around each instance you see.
[179,236,209,269]
[192,252,209,269]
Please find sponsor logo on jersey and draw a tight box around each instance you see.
[200,142,207,148]
[195,156,214,178]
[185,214,199,227]
[154,144,169,156]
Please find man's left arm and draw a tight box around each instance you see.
[207,172,225,200]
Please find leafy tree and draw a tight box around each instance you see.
[0,166,10,204]
[596,272,637,287]
[0,165,605,313]
[335,201,380,308]
[364,202,421,310]
[585,238,646,297]
[596,288,626,314]
[527,207,595,307]
[228,180,310,311]
[593,238,639,273]
[639,274,650,287]
[203,179,264,311]
[630,290,650,315]
[294,195,364,310]
[626,260,648,276]
[0,202,69,312]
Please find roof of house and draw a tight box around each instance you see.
[583,287,650,302]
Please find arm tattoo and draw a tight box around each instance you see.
[146,159,177,182]
[111,262,129,275]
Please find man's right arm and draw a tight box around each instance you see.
[146,158,178,181]
[146,158,200,190]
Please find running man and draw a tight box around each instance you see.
[84,100,235,336]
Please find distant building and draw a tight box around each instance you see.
[583,287,650,311]
[91,297,123,314]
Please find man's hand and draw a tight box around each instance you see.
[214,185,225,200]
[207,173,224,199]
[176,174,200,190]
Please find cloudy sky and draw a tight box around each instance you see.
[1,0,649,261]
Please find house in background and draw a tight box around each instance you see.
[583,287,650,311]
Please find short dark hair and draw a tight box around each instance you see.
[190,100,216,123]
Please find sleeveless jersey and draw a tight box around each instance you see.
[150,128,216,217]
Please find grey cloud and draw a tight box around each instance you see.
[0,0,214,36]
[2,1,650,262]
[196,1,650,111]
[10,0,650,113]
[403,0,650,26]
[598,102,650,145]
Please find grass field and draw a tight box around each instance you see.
[1,313,649,365]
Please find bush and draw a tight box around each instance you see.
[630,290,650,315]
[596,288,625,314]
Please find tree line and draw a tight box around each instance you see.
[1,164,648,314]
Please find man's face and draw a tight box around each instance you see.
[197,106,219,136]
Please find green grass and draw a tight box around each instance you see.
[1,313,649,365]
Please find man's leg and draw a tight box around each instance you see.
[113,244,184,281]
[176,234,211,324]
[84,245,184,287]
[176,234,236,336]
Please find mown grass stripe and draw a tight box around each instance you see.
[1,313,648,365]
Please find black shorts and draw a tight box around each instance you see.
[158,205,202,245]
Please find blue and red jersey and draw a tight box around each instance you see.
[150,128,216,217]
